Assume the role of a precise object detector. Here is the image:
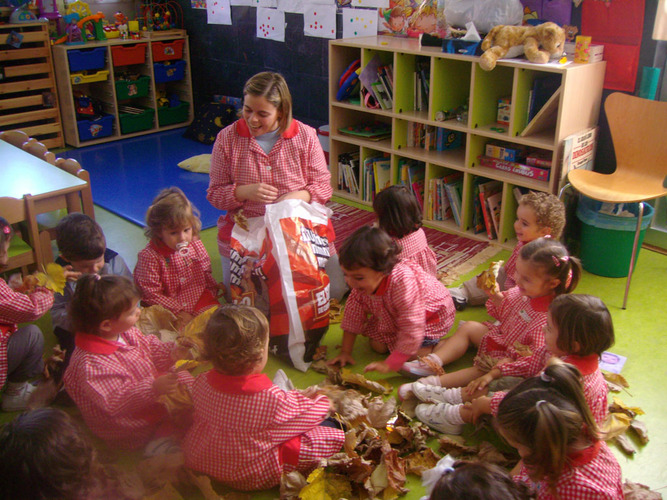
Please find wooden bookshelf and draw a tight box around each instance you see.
[329,36,606,249]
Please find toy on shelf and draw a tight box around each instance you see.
[114,11,129,38]
[138,0,183,32]
[156,90,180,108]
[74,91,104,120]
[65,13,85,45]
[55,8,106,44]
[8,0,38,23]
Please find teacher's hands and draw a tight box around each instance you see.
[235,183,279,204]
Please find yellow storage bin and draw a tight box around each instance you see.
[70,70,110,85]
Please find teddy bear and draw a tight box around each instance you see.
[479,22,566,71]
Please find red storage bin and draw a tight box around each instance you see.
[111,43,147,66]
[151,39,185,62]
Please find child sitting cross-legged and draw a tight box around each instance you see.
[64,275,194,451]
[183,304,345,491]
[134,187,223,329]
[411,294,614,434]
[327,226,455,375]
[450,191,565,310]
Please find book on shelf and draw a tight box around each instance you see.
[478,179,502,240]
[478,155,550,182]
[412,178,425,211]
[373,157,391,193]
[472,183,485,234]
[561,126,598,178]
[444,179,463,226]
[527,74,561,123]
[378,65,393,101]
[486,190,503,240]
[358,53,384,103]
[339,122,391,141]
[371,81,392,110]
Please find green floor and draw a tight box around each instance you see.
[7,204,667,498]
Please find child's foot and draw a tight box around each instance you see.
[1,381,37,412]
[417,375,442,386]
[400,353,443,378]
[412,382,463,405]
[415,402,465,435]
[398,383,415,401]
[449,286,468,311]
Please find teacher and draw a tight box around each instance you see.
[207,71,346,299]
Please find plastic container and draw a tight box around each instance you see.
[576,196,655,277]
[151,39,185,62]
[77,113,114,141]
[67,47,107,72]
[157,101,189,126]
[119,107,154,134]
[115,75,150,100]
[111,43,147,66]
[153,60,185,83]
[70,70,109,85]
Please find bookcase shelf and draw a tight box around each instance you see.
[329,35,606,249]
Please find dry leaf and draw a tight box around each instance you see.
[320,453,374,483]
[601,412,633,440]
[232,211,248,231]
[610,396,644,417]
[629,419,649,445]
[329,299,344,324]
[300,468,352,500]
[476,441,516,468]
[614,434,636,455]
[184,469,222,500]
[312,345,328,362]
[137,305,178,340]
[404,448,441,477]
[417,355,445,376]
[35,263,67,294]
[280,470,307,499]
[476,260,504,292]
[367,396,397,429]
[340,368,393,394]
[473,354,498,373]
[512,341,532,357]
[623,479,663,500]
[173,359,200,372]
[438,435,476,456]
[381,443,407,494]
[602,371,630,392]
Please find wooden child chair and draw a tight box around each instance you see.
[22,138,56,165]
[0,130,30,149]
[0,196,50,275]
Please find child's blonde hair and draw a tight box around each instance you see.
[519,237,581,295]
[519,192,566,239]
[144,187,202,240]
[69,275,140,335]
[0,217,14,264]
[549,294,615,357]
[496,360,599,495]
[244,72,293,135]
[202,304,269,376]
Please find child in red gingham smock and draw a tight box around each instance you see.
[450,192,565,310]
[64,275,193,450]
[409,294,613,435]
[328,226,455,375]
[184,305,344,490]
[373,185,437,276]
[206,72,335,293]
[496,362,623,500]
[0,217,56,412]
[135,187,222,328]
[401,238,581,394]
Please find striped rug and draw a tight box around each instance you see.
[328,201,501,284]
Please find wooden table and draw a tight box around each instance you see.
[1,140,87,214]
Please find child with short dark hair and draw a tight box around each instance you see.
[327,226,455,374]
[184,304,344,491]
[134,187,222,327]
[64,275,193,450]
[450,191,565,310]
[429,461,533,500]
[0,217,53,412]
[373,184,437,275]
[496,362,623,499]
[52,213,132,367]
[0,408,138,500]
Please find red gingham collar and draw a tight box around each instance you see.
[75,332,122,354]
[529,294,553,312]
[150,238,176,258]
[563,353,599,376]
[235,118,299,139]
[207,370,273,394]
[373,274,391,296]
[567,440,601,467]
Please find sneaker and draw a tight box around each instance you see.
[272,369,294,392]
[398,383,415,401]
[415,402,465,435]
[400,354,442,378]
[449,287,468,312]
[412,382,462,405]
[1,382,37,412]
[417,375,442,386]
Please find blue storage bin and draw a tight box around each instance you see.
[77,113,114,141]
[68,47,107,72]
[153,60,185,83]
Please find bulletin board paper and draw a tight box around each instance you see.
[350,0,387,8]
[277,0,306,13]
[304,5,336,38]
[341,7,378,38]
[230,0,254,5]
[207,0,232,24]
[257,7,286,41]
[256,0,278,7]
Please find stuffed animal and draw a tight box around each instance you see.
[479,22,566,71]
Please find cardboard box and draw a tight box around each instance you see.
[564,42,604,63]
[478,155,550,182]
[485,142,526,162]
[497,97,511,125]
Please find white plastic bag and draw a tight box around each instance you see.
[445,0,523,32]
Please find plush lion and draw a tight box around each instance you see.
[479,22,566,71]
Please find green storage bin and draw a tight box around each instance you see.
[119,107,155,134]
[158,101,189,126]
[115,75,150,100]
[576,196,655,278]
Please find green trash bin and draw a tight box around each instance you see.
[576,196,654,278]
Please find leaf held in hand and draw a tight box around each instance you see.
[340,368,392,394]
[35,263,67,294]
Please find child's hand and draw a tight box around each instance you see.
[364,360,392,374]
[62,265,81,281]
[488,289,504,308]
[7,273,23,290]
[464,372,496,396]
[327,352,355,368]
[171,337,196,361]
[153,373,179,396]
[470,396,492,424]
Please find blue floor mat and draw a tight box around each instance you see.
[64,128,222,229]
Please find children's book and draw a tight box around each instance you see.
[478,179,502,239]
[444,180,463,226]
[374,158,392,193]
[472,183,485,234]
[486,190,503,239]
[339,122,391,141]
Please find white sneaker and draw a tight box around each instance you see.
[417,375,442,386]
[1,382,37,412]
[272,369,295,392]
[412,382,463,405]
[400,353,443,378]
[398,383,415,401]
[415,402,465,435]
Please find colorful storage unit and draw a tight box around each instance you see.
[77,113,114,141]
[115,75,150,99]
[67,47,107,72]
[158,101,189,126]
[154,60,186,83]
[151,39,185,62]
[111,43,147,66]
[119,107,155,134]
[70,70,110,85]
